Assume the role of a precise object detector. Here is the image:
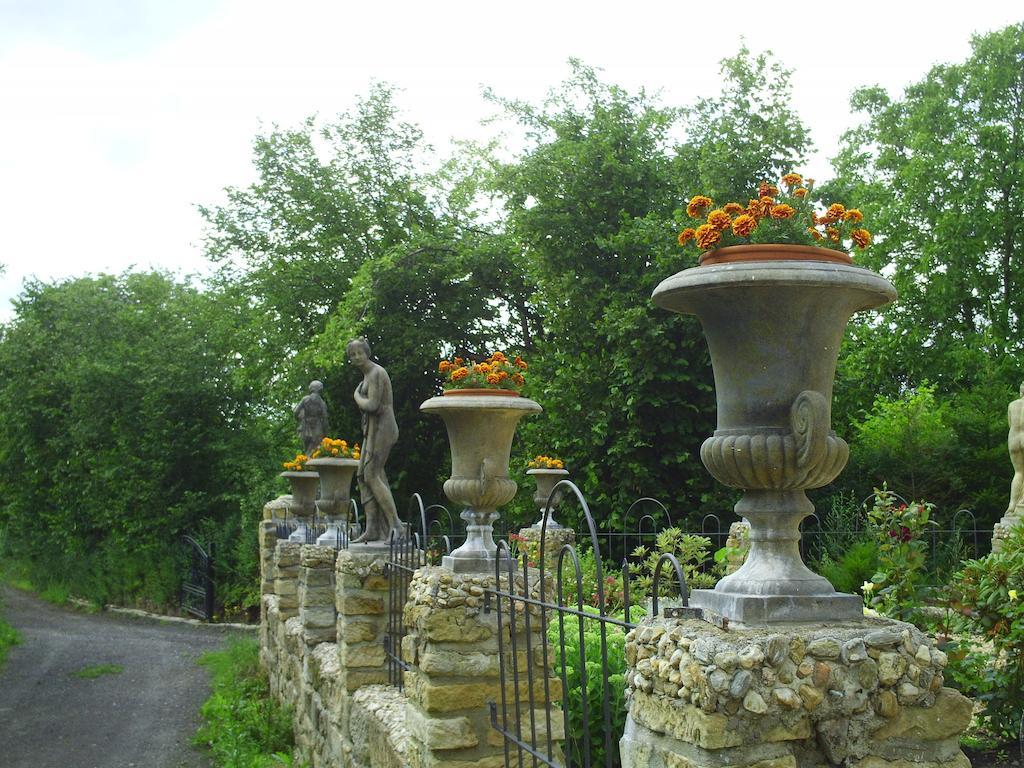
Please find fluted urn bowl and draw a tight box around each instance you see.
[527,468,569,529]
[280,470,320,543]
[421,391,542,572]
[306,457,359,547]
[652,249,896,625]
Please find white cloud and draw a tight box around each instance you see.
[1,0,1020,319]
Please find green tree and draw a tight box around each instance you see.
[0,273,269,609]
[485,53,814,533]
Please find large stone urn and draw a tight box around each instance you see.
[306,457,359,547]
[421,391,542,572]
[280,470,320,543]
[652,247,896,624]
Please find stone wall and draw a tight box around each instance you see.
[620,616,971,768]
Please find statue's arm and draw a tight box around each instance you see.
[355,371,382,414]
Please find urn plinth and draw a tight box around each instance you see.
[306,457,359,547]
[652,255,896,625]
[421,392,542,572]
[280,470,320,544]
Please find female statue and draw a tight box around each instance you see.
[347,339,403,543]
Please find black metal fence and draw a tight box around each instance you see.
[485,481,694,768]
[274,498,362,549]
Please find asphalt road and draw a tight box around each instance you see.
[0,585,248,768]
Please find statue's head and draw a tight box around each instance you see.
[346,338,371,364]
[309,380,324,394]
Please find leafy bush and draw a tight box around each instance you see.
[946,529,1024,741]
[547,606,642,768]
[195,638,295,768]
[818,540,879,596]
[865,487,935,619]
[631,527,718,597]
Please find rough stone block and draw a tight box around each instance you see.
[338,590,385,615]
[405,670,562,714]
[340,618,380,644]
[405,704,479,750]
[630,691,741,750]
[871,688,972,742]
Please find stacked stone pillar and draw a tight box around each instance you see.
[299,544,337,646]
[402,566,564,768]
[620,617,972,768]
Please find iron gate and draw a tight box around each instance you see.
[181,536,215,620]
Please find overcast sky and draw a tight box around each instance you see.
[1,1,1021,319]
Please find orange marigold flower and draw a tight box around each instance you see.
[723,202,744,215]
[453,357,464,365]
[677,228,696,246]
[770,204,796,219]
[498,370,509,380]
[758,182,780,197]
[511,372,525,386]
[808,227,822,241]
[489,351,507,362]
[694,223,722,251]
[686,195,713,218]
[706,209,731,231]
[475,362,492,373]
[825,227,840,242]
[843,209,864,223]
[438,360,452,373]
[851,228,872,249]
[486,373,501,385]
[514,357,528,370]
[731,214,757,237]
[826,203,846,221]
[451,367,469,381]
[781,173,802,187]
[793,187,808,198]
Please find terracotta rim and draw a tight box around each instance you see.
[443,388,521,397]
[698,244,853,267]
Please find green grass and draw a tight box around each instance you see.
[72,663,123,679]
[0,599,21,671]
[195,637,295,768]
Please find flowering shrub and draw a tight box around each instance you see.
[281,453,310,471]
[864,487,934,619]
[311,437,360,460]
[439,351,527,391]
[946,529,1024,741]
[528,455,565,470]
[676,174,872,254]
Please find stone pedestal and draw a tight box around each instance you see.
[620,617,971,768]
[402,566,565,768]
[516,525,576,564]
[299,544,338,646]
[991,513,1021,553]
[336,549,392,693]
[274,540,303,622]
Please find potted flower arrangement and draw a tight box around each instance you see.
[306,438,361,547]
[280,453,320,543]
[526,455,569,530]
[675,174,873,266]
[438,351,527,396]
[421,351,541,572]
[651,175,897,624]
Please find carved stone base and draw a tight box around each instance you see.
[691,589,864,627]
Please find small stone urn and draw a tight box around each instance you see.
[421,391,542,572]
[305,457,359,547]
[527,468,569,529]
[280,470,320,543]
[652,248,896,624]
